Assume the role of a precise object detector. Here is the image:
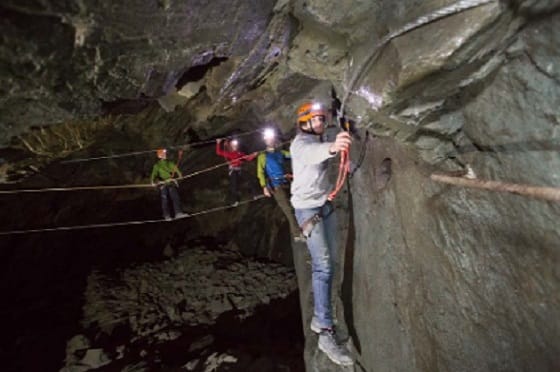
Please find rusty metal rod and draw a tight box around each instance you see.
[430,174,560,202]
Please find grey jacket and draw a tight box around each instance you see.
[290,132,335,209]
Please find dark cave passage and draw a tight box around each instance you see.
[0,231,304,372]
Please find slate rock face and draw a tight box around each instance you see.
[0,0,278,142]
[287,4,560,372]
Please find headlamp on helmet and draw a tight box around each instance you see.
[156,148,167,158]
[263,128,275,140]
[297,102,327,124]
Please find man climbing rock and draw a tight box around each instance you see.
[150,148,187,221]
[257,128,305,242]
[216,138,258,205]
[290,102,354,366]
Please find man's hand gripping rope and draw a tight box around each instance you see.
[328,125,352,201]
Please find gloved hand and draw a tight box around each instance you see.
[172,179,179,187]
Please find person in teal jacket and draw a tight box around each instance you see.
[257,128,304,242]
[151,148,187,221]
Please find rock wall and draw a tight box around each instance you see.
[290,9,560,372]
[345,137,559,372]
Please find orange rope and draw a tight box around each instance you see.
[327,119,352,201]
[328,149,350,201]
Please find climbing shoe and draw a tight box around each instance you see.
[175,212,189,219]
[164,216,172,221]
[310,316,322,334]
[318,329,354,366]
[312,317,346,344]
[231,201,239,207]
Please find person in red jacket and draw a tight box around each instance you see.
[216,138,258,205]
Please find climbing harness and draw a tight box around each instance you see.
[0,196,265,236]
[299,201,335,238]
[228,166,241,176]
[61,129,262,164]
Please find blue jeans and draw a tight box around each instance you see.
[295,202,337,329]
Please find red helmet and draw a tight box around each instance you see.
[297,102,326,124]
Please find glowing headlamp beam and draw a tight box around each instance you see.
[263,128,275,140]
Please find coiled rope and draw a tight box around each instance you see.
[328,149,350,201]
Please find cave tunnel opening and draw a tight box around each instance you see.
[176,57,229,89]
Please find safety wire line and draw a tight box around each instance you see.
[0,196,266,236]
[340,0,497,114]
[334,0,497,202]
[60,129,262,164]
[0,141,291,195]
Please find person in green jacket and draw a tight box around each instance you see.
[257,128,304,242]
[151,148,187,221]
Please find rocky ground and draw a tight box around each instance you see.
[59,245,303,372]
[0,238,304,372]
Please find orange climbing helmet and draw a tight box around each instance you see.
[156,148,167,159]
[297,102,327,124]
